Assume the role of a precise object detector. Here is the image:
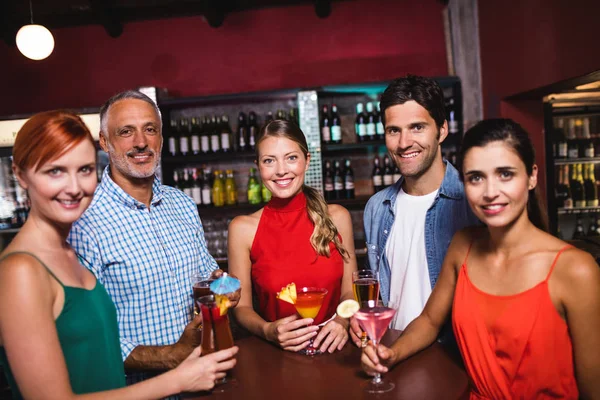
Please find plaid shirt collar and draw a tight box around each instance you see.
[100,166,164,210]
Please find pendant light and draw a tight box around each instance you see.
[16,0,54,61]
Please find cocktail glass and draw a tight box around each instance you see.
[352,270,380,347]
[191,272,214,317]
[295,287,328,356]
[354,302,397,393]
[197,295,237,390]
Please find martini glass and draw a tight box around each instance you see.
[354,302,397,393]
[295,287,328,356]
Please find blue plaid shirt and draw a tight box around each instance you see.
[68,167,217,383]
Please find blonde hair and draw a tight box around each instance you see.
[256,120,348,260]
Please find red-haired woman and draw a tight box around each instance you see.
[0,110,237,399]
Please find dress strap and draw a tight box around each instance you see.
[462,240,475,266]
[545,245,573,281]
[0,251,65,286]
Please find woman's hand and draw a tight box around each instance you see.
[175,345,238,392]
[312,317,349,353]
[361,342,396,376]
[210,269,241,308]
[264,314,319,352]
[349,316,363,347]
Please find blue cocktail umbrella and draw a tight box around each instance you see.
[210,272,241,295]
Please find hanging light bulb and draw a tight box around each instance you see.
[16,0,54,61]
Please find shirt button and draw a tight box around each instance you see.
[377,256,380,260]
[371,245,376,249]
[384,230,388,234]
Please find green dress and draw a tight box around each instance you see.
[0,252,125,398]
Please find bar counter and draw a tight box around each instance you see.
[183,329,469,399]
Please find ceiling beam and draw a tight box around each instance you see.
[89,0,123,38]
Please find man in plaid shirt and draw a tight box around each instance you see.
[68,90,237,386]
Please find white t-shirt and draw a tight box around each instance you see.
[386,187,438,330]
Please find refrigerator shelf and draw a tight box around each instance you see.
[554,158,600,165]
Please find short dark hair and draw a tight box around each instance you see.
[459,118,548,232]
[379,75,446,128]
[99,90,162,135]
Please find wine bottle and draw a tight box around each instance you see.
[330,104,342,144]
[375,101,385,139]
[179,119,190,156]
[584,164,598,207]
[323,160,334,201]
[190,117,201,156]
[344,159,355,199]
[355,103,367,142]
[168,119,179,156]
[366,102,377,141]
[321,105,331,144]
[200,116,210,154]
[248,111,258,151]
[237,112,248,152]
[221,115,232,153]
[210,115,221,153]
[333,160,344,200]
[571,163,585,208]
[383,155,394,187]
[372,157,384,193]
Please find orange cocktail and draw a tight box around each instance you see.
[295,287,328,356]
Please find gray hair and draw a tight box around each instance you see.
[99,90,162,136]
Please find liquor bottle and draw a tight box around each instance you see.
[585,141,594,158]
[344,159,355,199]
[247,168,262,205]
[224,169,237,206]
[179,119,190,156]
[383,155,394,187]
[210,115,221,153]
[173,170,180,190]
[365,102,377,141]
[392,164,402,183]
[220,115,232,153]
[556,165,572,208]
[572,216,585,240]
[237,112,248,152]
[288,108,299,125]
[276,109,287,120]
[182,169,193,198]
[321,105,331,144]
[372,157,384,193]
[248,111,258,151]
[212,170,225,207]
[567,140,579,159]
[200,116,210,154]
[190,117,201,155]
[355,103,367,142]
[588,214,599,236]
[265,111,274,124]
[191,168,202,206]
[323,160,334,201]
[447,98,459,137]
[571,163,585,208]
[201,170,212,207]
[333,160,344,200]
[584,164,599,207]
[330,104,342,144]
[261,181,272,203]
[168,119,179,156]
[554,119,567,159]
[376,101,385,139]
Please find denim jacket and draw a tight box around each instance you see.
[363,161,480,305]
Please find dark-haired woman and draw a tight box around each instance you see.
[361,118,599,399]
[229,119,358,353]
[0,110,237,399]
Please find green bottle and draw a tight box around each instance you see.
[212,170,225,207]
[247,168,261,205]
[261,181,272,203]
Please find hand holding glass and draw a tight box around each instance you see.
[352,270,380,347]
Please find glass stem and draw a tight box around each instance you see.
[372,340,382,384]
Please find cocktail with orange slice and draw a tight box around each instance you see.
[277,283,328,356]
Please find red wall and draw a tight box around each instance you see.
[478,0,600,202]
[0,0,448,115]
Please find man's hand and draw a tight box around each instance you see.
[210,269,241,308]
[168,314,203,367]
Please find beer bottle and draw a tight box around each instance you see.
[247,168,262,205]
[210,115,221,153]
[179,119,190,156]
[355,103,367,142]
[212,170,225,207]
[331,104,342,144]
[191,168,202,206]
[323,160,334,201]
[372,157,384,193]
[248,111,259,151]
[261,181,272,203]
[190,117,201,156]
[321,105,331,144]
[200,116,210,154]
[237,112,248,152]
[221,114,232,153]
[168,119,179,156]
[366,102,377,141]
[344,159,355,199]
[333,160,344,200]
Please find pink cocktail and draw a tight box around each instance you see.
[295,287,328,356]
[354,305,397,393]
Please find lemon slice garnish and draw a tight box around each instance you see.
[336,299,360,318]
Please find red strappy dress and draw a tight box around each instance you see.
[250,192,343,325]
[452,245,579,399]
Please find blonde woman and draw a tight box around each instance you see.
[228,119,357,353]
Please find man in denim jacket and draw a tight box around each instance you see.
[351,76,479,345]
